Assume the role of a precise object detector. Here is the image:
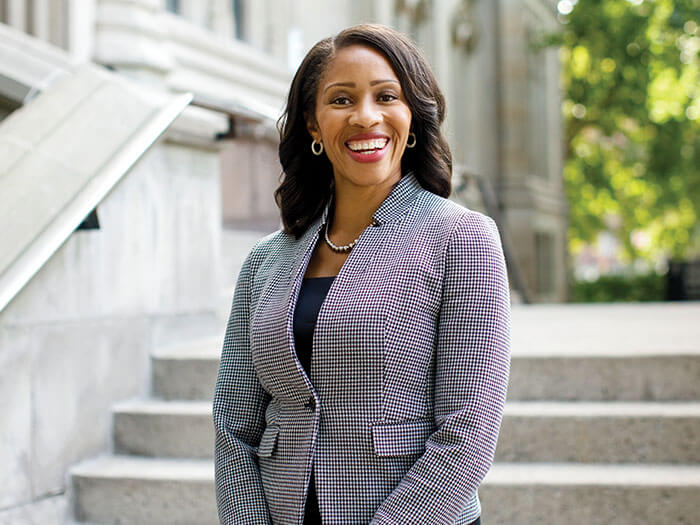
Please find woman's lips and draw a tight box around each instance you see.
[344,139,390,163]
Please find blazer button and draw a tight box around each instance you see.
[305,398,316,411]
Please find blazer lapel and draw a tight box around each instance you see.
[283,208,328,380]
[251,204,329,405]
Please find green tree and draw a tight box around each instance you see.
[553,0,699,265]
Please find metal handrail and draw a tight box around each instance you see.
[453,166,532,304]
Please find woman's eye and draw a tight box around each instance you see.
[378,93,398,102]
[331,96,351,105]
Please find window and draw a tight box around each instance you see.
[165,0,181,14]
[526,22,549,179]
[535,231,555,296]
[232,0,244,41]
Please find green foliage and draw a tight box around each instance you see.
[554,0,699,263]
[571,272,666,302]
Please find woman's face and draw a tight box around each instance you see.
[309,44,412,192]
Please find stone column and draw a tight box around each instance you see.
[496,0,568,301]
[372,0,395,25]
[5,0,27,32]
[209,0,234,39]
[30,0,51,42]
[430,0,461,134]
[94,0,174,84]
[48,0,68,50]
[179,0,209,28]
[66,0,97,62]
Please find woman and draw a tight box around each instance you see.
[213,24,510,525]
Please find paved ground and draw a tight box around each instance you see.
[510,301,700,356]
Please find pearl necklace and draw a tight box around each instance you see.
[324,220,360,253]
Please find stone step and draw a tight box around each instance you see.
[71,457,700,524]
[151,338,221,401]
[151,340,700,402]
[496,401,700,463]
[507,352,700,401]
[113,399,700,464]
[113,400,213,458]
[481,462,700,524]
[507,302,700,401]
[153,303,700,400]
[70,456,216,525]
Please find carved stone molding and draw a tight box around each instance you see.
[395,0,430,25]
[452,0,477,53]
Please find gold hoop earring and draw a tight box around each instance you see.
[406,132,416,148]
[311,139,324,156]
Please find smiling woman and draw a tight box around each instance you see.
[214,24,510,525]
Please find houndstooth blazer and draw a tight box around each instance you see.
[213,172,511,525]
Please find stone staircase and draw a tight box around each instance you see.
[481,303,700,524]
[70,303,700,524]
[70,340,220,524]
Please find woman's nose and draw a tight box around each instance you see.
[348,99,382,127]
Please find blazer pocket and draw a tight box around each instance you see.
[371,419,434,457]
[257,425,279,458]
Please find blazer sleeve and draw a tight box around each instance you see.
[213,246,272,524]
[372,212,511,524]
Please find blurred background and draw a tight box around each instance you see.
[555,0,699,303]
[0,0,698,524]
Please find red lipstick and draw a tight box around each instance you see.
[345,133,390,163]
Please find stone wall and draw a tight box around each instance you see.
[0,139,223,522]
[497,0,568,301]
[0,0,293,519]
[219,136,281,232]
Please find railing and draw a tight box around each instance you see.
[454,165,532,304]
[0,24,192,312]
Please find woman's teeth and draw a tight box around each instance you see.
[347,138,388,152]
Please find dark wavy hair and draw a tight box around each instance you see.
[275,24,452,238]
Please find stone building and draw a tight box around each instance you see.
[0,0,566,522]
[1,0,568,293]
[167,0,569,303]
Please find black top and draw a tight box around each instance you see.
[293,276,335,374]
[293,275,335,523]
